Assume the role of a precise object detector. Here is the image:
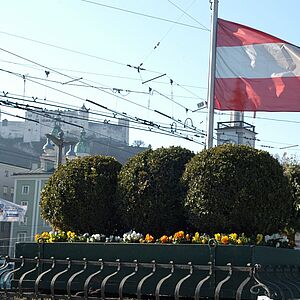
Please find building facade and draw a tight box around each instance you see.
[9,171,52,256]
[0,162,30,256]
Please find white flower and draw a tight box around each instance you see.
[280,236,289,243]
[264,235,271,242]
[123,230,143,242]
[92,234,101,241]
[272,233,281,240]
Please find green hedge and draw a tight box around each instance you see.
[117,146,194,236]
[182,144,294,235]
[40,155,122,234]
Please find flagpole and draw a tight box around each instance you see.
[206,0,219,149]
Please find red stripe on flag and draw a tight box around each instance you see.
[214,77,300,112]
[217,18,287,47]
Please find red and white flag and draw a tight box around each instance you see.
[215,19,300,112]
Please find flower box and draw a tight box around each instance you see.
[12,242,300,299]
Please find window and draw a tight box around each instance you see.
[21,201,28,207]
[4,170,9,177]
[17,232,27,242]
[10,187,14,195]
[19,217,28,226]
[0,223,5,233]
[21,186,29,195]
[3,186,8,194]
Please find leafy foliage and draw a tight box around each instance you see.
[182,144,294,235]
[117,146,194,236]
[40,155,122,234]
[283,163,300,231]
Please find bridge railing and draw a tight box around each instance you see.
[0,256,299,299]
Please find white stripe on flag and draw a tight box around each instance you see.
[216,43,300,79]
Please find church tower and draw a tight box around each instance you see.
[216,112,257,147]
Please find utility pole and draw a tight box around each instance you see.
[206,0,219,148]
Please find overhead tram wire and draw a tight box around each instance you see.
[0,36,208,97]
[0,65,205,138]
[0,29,209,97]
[11,73,152,96]
[137,0,199,68]
[212,130,300,149]
[79,0,209,31]
[0,47,207,137]
[0,106,145,157]
[2,97,298,152]
[0,61,162,113]
[167,76,208,102]
[85,99,205,145]
[2,92,183,130]
[3,67,300,146]
[167,0,209,30]
[0,97,205,146]
[3,90,169,130]
[0,61,203,100]
[215,110,300,126]
[0,31,157,75]
[0,57,208,90]
[0,57,209,90]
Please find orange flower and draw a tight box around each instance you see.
[174,231,184,239]
[160,235,169,243]
[221,235,229,245]
[185,234,190,241]
[145,234,154,243]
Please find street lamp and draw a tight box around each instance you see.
[46,131,74,167]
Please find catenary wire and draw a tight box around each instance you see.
[79,0,209,31]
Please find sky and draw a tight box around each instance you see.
[0,0,300,159]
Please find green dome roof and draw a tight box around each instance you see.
[74,130,90,155]
[51,121,63,138]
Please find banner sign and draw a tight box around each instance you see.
[0,198,27,222]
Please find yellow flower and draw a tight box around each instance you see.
[214,233,221,241]
[41,232,50,239]
[256,234,264,245]
[229,233,237,241]
[35,234,40,242]
[237,238,242,245]
[192,232,200,243]
[67,231,76,239]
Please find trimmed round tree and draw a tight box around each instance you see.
[283,163,300,231]
[40,155,122,234]
[117,146,194,236]
[182,144,294,235]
